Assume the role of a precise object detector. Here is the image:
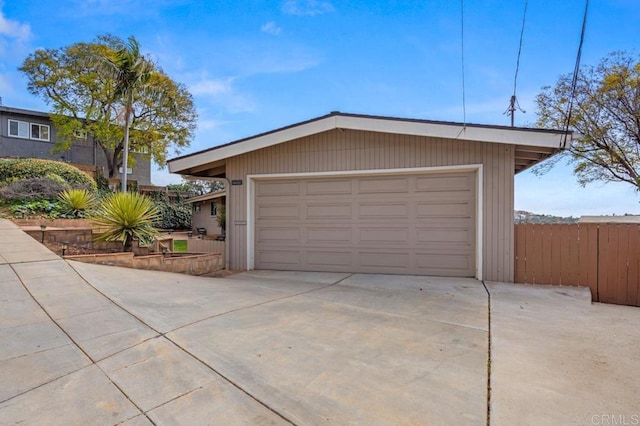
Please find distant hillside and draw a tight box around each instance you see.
[514,210,579,224]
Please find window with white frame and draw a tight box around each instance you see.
[8,119,29,139]
[30,123,50,141]
[7,119,50,141]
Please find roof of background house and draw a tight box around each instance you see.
[578,215,640,224]
[0,105,50,118]
[167,111,571,176]
[185,190,226,203]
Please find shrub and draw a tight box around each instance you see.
[58,189,96,218]
[0,177,68,202]
[217,205,226,231]
[10,200,62,219]
[0,159,96,191]
[44,173,71,190]
[148,192,192,230]
[93,192,159,251]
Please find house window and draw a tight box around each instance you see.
[30,123,50,141]
[194,203,201,213]
[210,202,217,216]
[8,119,29,139]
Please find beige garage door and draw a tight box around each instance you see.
[254,172,476,276]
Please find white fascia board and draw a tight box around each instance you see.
[169,116,337,173]
[185,191,226,203]
[335,115,565,149]
[169,114,565,173]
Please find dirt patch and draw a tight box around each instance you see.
[200,269,241,278]
[43,241,123,256]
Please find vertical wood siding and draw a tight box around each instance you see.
[225,129,515,282]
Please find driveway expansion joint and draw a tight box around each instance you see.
[69,261,298,425]
[8,263,156,425]
[481,280,492,426]
[162,273,356,336]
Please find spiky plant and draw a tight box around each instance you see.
[58,189,96,218]
[93,192,159,251]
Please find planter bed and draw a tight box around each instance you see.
[64,252,223,276]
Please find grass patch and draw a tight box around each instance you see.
[173,239,188,253]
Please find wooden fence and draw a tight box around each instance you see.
[185,238,225,258]
[515,223,640,307]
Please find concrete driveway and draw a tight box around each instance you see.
[1,219,639,425]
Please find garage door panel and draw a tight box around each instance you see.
[257,204,300,219]
[307,228,352,243]
[305,179,353,195]
[256,181,300,196]
[306,203,352,219]
[358,251,411,268]
[415,175,473,192]
[415,252,472,271]
[414,190,472,202]
[416,201,473,218]
[257,227,300,242]
[358,228,409,243]
[416,228,471,244]
[307,250,353,266]
[358,177,409,194]
[258,249,300,265]
[254,171,476,277]
[359,202,409,218]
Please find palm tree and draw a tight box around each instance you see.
[100,36,154,192]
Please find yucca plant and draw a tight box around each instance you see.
[93,192,159,251]
[58,189,96,218]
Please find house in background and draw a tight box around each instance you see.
[168,112,570,282]
[186,190,226,237]
[0,105,151,185]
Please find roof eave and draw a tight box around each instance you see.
[168,112,570,174]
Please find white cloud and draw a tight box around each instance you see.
[198,118,225,130]
[187,75,256,114]
[0,3,31,42]
[189,78,234,97]
[261,21,282,36]
[151,167,183,186]
[282,0,334,16]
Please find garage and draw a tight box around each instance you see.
[253,171,477,276]
[168,111,568,281]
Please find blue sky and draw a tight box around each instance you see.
[1,0,639,216]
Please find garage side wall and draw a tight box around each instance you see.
[225,129,515,282]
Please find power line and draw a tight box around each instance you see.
[460,0,467,128]
[562,0,590,149]
[505,0,528,127]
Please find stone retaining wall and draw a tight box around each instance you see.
[64,252,224,275]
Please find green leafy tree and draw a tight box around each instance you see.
[19,34,197,183]
[536,51,640,190]
[93,192,159,251]
[167,179,225,196]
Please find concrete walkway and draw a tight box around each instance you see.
[1,219,639,425]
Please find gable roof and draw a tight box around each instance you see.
[168,111,570,175]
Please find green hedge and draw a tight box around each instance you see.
[0,159,97,191]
